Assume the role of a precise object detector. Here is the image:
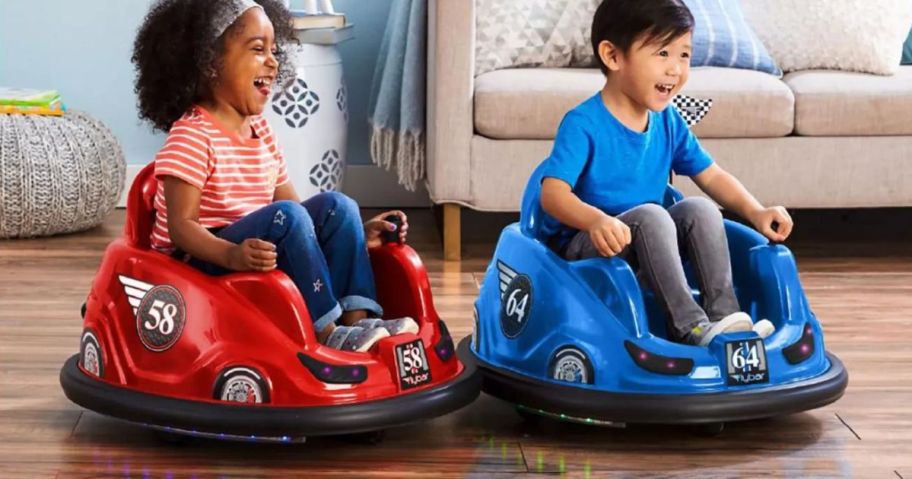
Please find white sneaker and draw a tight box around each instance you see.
[353,317,419,335]
[752,319,775,339]
[686,312,754,347]
[322,325,390,352]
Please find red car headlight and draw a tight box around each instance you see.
[298,353,367,384]
[434,320,455,362]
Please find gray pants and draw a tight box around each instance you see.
[563,197,740,338]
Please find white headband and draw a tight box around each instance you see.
[212,0,263,40]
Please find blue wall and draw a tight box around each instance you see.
[0,0,391,166]
[333,0,393,166]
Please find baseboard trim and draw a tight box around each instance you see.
[118,166,140,207]
[119,164,431,208]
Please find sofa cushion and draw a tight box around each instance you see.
[786,67,912,136]
[682,68,794,138]
[474,67,794,140]
[474,68,600,140]
[467,136,912,210]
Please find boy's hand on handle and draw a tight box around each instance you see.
[364,210,409,249]
[586,214,631,257]
[749,206,793,242]
[225,239,277,272]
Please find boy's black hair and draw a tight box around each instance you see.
[132,0,296,132]
[590,0,695,75]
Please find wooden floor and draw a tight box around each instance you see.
[1,208,911,478]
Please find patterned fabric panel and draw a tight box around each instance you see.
[672,95,713,128]
[475,0,599,76]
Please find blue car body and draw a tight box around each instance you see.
[462,163,847,423]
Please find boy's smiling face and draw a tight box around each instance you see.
[211,8,279,117]
[604,31,693,113]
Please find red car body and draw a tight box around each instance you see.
[61,164,478,438]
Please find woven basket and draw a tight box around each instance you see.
[0,111,125,238]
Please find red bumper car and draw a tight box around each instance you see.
[59,165,480,442]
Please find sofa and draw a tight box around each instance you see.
[427,0,912,260]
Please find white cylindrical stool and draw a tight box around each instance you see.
[266,41,348,198]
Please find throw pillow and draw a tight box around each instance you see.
[475,0,780,78]
[682,0,782,77]
[742,0,912,75]
[475,0,599,76]
[672,95,712,128]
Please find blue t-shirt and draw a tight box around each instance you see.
[536,93,713,245]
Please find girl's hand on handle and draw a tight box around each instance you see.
[365,210,409,248]
[586,214,631,257]
[226,239,277,272]
[749,206,793,242]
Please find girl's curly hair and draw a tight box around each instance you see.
[132,0,296,132]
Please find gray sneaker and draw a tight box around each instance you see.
[353,317,419,336]
[322,325,390,352]
[683,312,754,346]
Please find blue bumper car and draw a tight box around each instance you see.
[458,165,847,427]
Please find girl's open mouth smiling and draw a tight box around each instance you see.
[254,76,273,97]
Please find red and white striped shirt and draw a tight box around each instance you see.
[151,105,289,253]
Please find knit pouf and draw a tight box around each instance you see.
[0,111,125,238]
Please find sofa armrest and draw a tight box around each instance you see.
[427,0,475,204]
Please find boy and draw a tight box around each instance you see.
[537,0,791,346]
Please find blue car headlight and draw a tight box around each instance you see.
[624,341,694,376]
[783,322,815,364]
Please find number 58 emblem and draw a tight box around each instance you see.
[119,276,187,352]
[395,340,432,390]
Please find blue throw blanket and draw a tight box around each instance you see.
[903,27,912,65]
[367,0,426,191]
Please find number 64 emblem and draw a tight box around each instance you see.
[731,343,761,369]
[498,261,533,339]
[725,338,769,385]
[120,276,187,352]
[505,289,530,324]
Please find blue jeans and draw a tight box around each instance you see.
[187,192,383,333]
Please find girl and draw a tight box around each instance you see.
[132,0,417,352]
[536,0,792,346]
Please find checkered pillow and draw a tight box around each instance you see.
[672,95,713,128]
